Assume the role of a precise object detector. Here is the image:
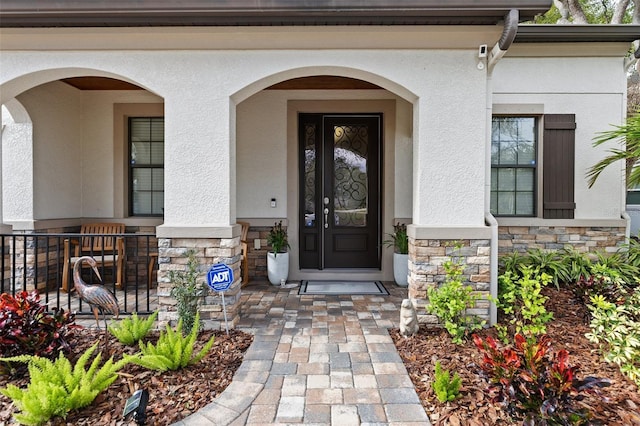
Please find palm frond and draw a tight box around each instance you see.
[587,113,640,188]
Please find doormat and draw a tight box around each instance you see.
[298,280,389,295]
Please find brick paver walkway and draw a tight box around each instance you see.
[174,281,431,425]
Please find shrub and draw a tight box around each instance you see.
[593,251,639,286]
[0,290,79,372]
[169,250,208,334]
[586,292,640,386]
[0,343,130,425]
[500,248,580,288]
[473,333,610,425]
[495,266,553,341]
[108,310,158,346]
[560,247,592,284]
[623,237,640,269]
[498,251,527,277]
[526,248,571,288]
[426,244,485,344]
[574,263,628,306]
[432,361,461,403]
[125,312,215,371]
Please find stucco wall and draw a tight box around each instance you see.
[493,53,627,220]
[0,29,629,232]
[0,46,488,229]
[4,80,414,231]
[2,105,33,222]
[6,83,162,222]
[16,82,83,220]
[81,90,162,218]
[236,91,289,219]
[413,51,488,228]
[236,90,413,220]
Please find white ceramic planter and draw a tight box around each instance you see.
[393,252,409,287]
[267,252,289,286]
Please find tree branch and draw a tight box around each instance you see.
[567,0,589,23]
[611,0,630,24]
[553,0,572,23]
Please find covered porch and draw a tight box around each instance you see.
[0,3,558,330]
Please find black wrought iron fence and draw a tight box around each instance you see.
[0,232,158,316]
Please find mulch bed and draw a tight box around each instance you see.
[390,287,640,425]
[3,288,640,425]
[0,328,253,425]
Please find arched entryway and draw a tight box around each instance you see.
[1,71,164,226]
[1,70,164,315]
[232,70,416,283]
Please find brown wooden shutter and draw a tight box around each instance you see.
[543,114,576,219]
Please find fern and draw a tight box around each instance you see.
[432,361,462,403]
[108,310,158,345]
[126,312,215,371]
[0,343,130,425]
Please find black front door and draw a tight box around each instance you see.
[299,113,381,269]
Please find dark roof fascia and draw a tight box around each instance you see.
[516,24,640,43]
[0,0,551,28]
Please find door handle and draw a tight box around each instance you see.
[323,197,330,228]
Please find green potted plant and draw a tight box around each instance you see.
[266,221,290,286]
[384,222,409,287]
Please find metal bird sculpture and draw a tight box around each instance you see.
[73,256,119,330]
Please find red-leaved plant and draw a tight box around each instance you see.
[0,290,80,374]
[473,333,611,425]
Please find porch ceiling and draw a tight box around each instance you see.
[60,76,382,91]
[62,77,143,91]
[0,1,551,27]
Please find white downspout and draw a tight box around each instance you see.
[623,43,638,243]
[485,212,499,325]
[485,9,519,326]
[488,9,519,75]
[622,211,631,242]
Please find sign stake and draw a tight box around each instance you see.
[206,263,235,336]
[220,291,229,335]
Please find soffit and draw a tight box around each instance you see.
[0,0,551,27]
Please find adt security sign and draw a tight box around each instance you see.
[206,263,234,292]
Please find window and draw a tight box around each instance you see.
[628,179,640,204]
[491,117,537,216]
[490,113,576,219]
[129,117,164,216]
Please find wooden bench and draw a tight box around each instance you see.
[61,223,126,292]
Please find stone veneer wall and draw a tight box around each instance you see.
[408,226,627,327]
[245,225,272,281]
[498,226,626,255]
[8,231,49,292]
[157,236,242,330]
[408,238,492,324]
[9,226,78,292]
[242,224,289,282]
